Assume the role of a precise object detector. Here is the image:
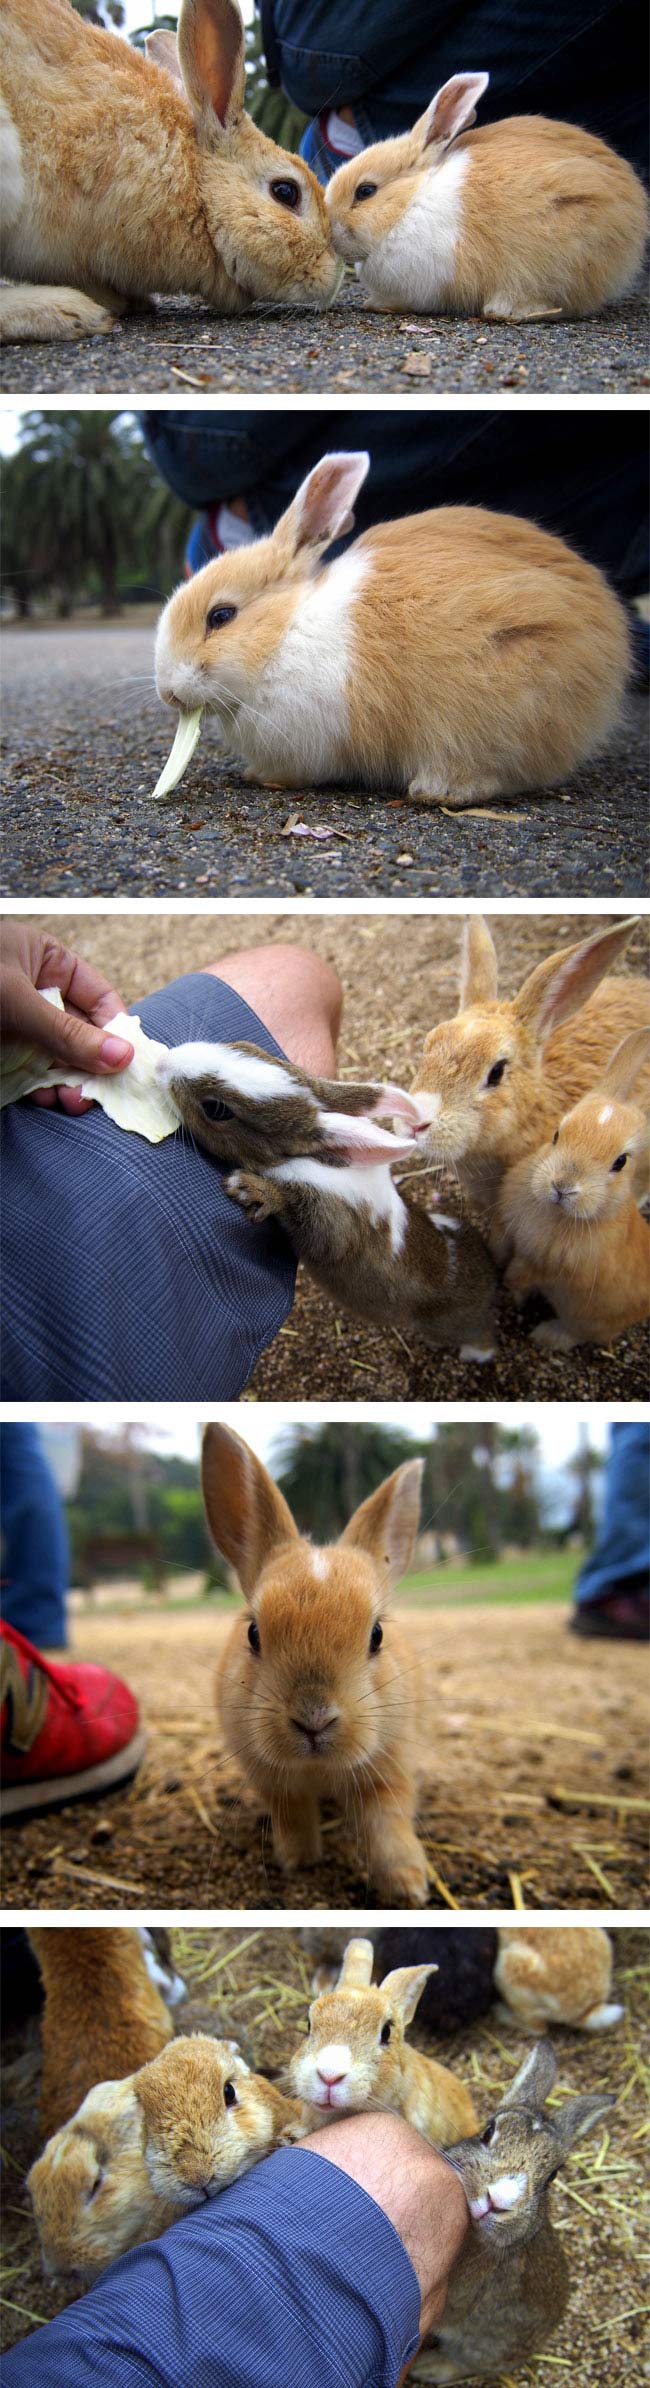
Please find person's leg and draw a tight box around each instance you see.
[203,945,342,1077]
[0,1426,69,1649]
[571,1423,650,1640]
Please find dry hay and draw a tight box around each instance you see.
[1,1925,648,2383]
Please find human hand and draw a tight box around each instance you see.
[0,922,134,1116]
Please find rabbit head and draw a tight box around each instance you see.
[147,0,340,309]
[28,2076,149,2281]
[158,1036,421,1172]
[134,2034,292,2204]
[446,2041,614,2246]
[154,450,370,722]
[203,1426,423,1774]
[410,916,641,1168]
[527,1027,650,1225]
[290,1935,436,2114]
[326,74,488,266]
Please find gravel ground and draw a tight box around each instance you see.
[2,624,648,899]
[1,283,648,394]
[19,908,650,1403]
[2,1607,648,1914]
[2,1922,646,2381]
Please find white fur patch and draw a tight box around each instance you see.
[271,1156,407,1255]
[488,2172,528,2210]
[412,1092,442,1124]
[430,1213,460,1233]
[311,1552,329,1582]
[359,148,470,309]
[0,105,26,235]
[258,548,369,779]
[598,1104,614,1125]
[314,2042,352,2081]
[155,1042,311,1104]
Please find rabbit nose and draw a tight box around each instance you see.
[317,2064,348,2086]
[291,1707,340,1748]
[552,1182,577,1204]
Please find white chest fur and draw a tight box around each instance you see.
[271,1156,407,1257]
[360,148,470,309]
[0,103,26,245]
[248,548,369,780]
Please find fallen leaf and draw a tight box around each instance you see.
[439,805,528,821]
[403,351,432,376]
[281,814,353,842]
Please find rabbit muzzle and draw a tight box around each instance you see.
[289,1701,341,1755]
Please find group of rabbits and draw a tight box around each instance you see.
[162,914,650,1362]
[27,1926,618,2383]
[2,1,647,343]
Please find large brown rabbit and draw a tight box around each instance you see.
[201,1425,431,1905]
[411,915,650,1240]
[495,1027,650,1348]
[1,0,340,341]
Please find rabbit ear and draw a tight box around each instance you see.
[416,72,490,153]
[201,1425,299,1596]
[278,453,371,561]
[598,1026,650,1101]
[177,0,246,132]
[341,1458,423,1590]
[499,2040,558,2111]
[459,916,499,1008]
[553,2093,616,2153]
[317,1108,419,1165]
[337,1938,375,1988]
[514,918,640,1047]
[145,31,185,92]
[379,1964,438,2025]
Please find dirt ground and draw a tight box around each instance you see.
[1,282,648,395]
[3,1604,648,1913]
[23,907,650,1404]
[1,1923,647,2381]
[2,623,648,899]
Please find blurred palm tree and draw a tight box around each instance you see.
[275,1423,422,1541]
[1,411,190,617]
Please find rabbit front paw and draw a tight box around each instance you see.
[377,1850,430,1907]
[225,1169,277,1222]
[531,1319,575,1351]
[272,1813,323,1872]
[408,775,503,809]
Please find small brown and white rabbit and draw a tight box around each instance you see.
[289,1935,477,2143]
[158,1037,497,1360]
[411,914,650,1240]
[1,0,339,342]
[494,1929,623,2035]
[154,449,630,809]
[28,2033,302,2283]
[326,71,648,318]
[494,1027,650,1349]
[199,1424,430,1904]
[425,2040,614,2381]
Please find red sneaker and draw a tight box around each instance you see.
[0,1624,146,1819]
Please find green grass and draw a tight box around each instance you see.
[396,1548,578,1609]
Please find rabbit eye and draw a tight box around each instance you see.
[380,2020,392,2045]
[248,1619,261,1654]
[485,1058,508,1089]
[552,1129,559,1145]
[270,178,301,210]
[354,181,379,203]
[610,1153,627,1173]
[369,1621,383,1653]
[200,1097,234,1122]
[85,2167,103,2202]
[206,604,237,632]
[223,2081,238,2108]
[481,2118,496,2146]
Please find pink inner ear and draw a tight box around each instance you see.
[370,1085,423,1127]
[322,1114,419,1167]
[295,453,370,550]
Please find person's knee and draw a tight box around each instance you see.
[202,943,342,1075]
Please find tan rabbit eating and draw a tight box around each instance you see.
[289,1935,477,2144]
[424,2039,614,2381]
[28,2033,302,2284]
[326,71,648,320]
[153,449,630,810]
[494,1026,650,1349]
[1,0,339,342]
[200,1424,431,1905]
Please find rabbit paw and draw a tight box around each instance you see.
[531,1319,575,1351]
[378,1851,429,1908]
[483,295,564,321]
[272,1816,323,1872]
[408,775,503,809]
[0,285,118,341]
[225,1170,276,1222]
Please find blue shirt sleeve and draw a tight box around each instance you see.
[4,2147,421,2388]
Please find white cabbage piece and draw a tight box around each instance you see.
[152,708,203,799]
[1,987,180,1143]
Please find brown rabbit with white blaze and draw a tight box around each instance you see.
[290,1936,477,2143]
[153,449,630,811]
[28,2033,302,2284]
[326,70,648,318]
[199,1424,430,1904]
[495,1027,650,1350]
[411,915,650,1242]
[423,2040,614,2382]
[158,1037,497,1360]
[1,0,339,342]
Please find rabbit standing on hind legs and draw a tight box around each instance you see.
[200,1423,431,1905]
[0,0,339,341]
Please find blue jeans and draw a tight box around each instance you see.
[141,410,649,596]
[263,0,648,171]
[574,1424,650,1608]
[2,2146,420,2388]
[0,1426,69,1648]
